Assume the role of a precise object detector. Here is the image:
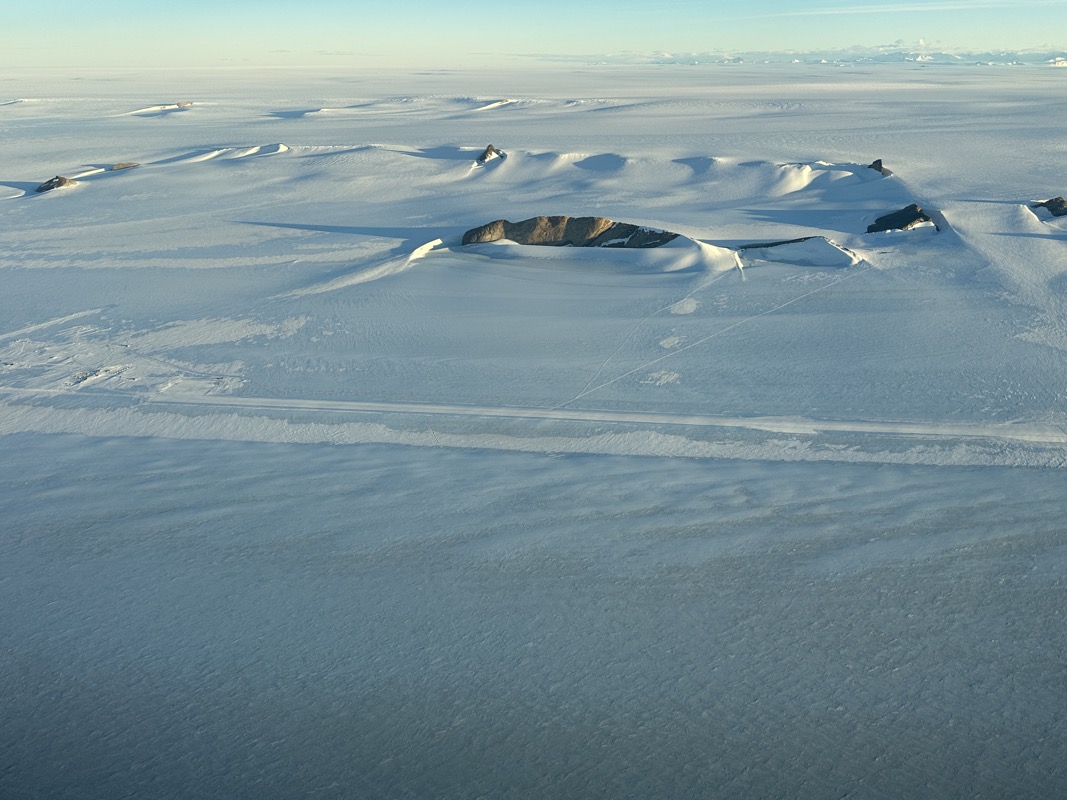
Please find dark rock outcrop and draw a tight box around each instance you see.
[35,176,76,193]
[476,144,505,164]
[462,215,679,248]
[1032,197,1067,217]
[111,162,139,171]
[866,203,936,233]
[868,158,892,175]
[737,235,827,251]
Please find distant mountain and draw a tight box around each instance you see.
[566,48,1067,67]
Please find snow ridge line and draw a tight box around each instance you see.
[148,393,1067,445]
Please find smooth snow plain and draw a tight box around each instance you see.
[2,63,1066,799]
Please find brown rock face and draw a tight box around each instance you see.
[461,215,679,248]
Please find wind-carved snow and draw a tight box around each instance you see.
[123,101,193,116]
[125,317,306,349]
[285,239,444,296]
[168,143,291,163]
[642,370,680,385]
[0,316,307,397]
[669,297,700,314]
[738,236,860,268]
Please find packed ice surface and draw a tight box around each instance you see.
[2,63,1066,798]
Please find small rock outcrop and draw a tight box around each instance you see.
[1032,197,1067,217]
[462,215,679,248]
[35,176,76,193]
[868,158,892,175]
[476,144,506,164]
[111,162,139,171]
[867,203,936,233]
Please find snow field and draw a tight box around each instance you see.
[2,63,1066,798]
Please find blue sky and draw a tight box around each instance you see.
[6,0,1067,68]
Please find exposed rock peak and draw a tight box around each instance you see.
[462,215,679,248]
[476,144,506,164]
[1033,197,1066,217]
[867,203,936,233]
[35,176,77,193]
[868,158,893,176]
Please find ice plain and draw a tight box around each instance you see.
[2,63,1066,798]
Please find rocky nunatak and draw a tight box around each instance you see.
[35,176,77,193]
[462,216,680,248]
[1032,197,1066,217]
[867,158,893,176]
[476,144,506,165]
[866,203,937,233]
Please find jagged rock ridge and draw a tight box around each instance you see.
[462,215,679,248]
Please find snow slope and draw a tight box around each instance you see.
[2,63,1066,799]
